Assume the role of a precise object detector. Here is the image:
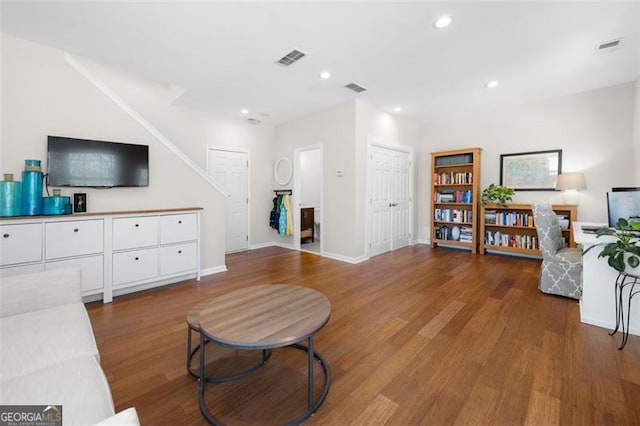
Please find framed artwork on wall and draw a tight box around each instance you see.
[500,149,562,191]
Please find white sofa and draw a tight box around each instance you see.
[0,268,139,425]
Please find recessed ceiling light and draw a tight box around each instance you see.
[433,15,453,29]
[393,106,402,113]
[485,81,499,88]
[319,71,331,79]
[240,109,249,114]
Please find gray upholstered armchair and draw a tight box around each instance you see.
[532,202,582,299]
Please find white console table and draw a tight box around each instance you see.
[0,207,202,303]
[574,221,640,337]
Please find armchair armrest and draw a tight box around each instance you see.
[0,268,83,317]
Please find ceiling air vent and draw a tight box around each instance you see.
[247,118,261,125]
[595,37,623,53]
[345,82,367,93]
[276,49,306,66]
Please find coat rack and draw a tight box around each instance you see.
[274,189,292,195]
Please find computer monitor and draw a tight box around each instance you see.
[607,190,640,227]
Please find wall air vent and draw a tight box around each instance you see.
[247,118,261,125]
[345,82,367,93]
[276,49,307,66]
[595,37,623,53]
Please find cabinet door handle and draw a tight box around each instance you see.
[178,250,182,254]
[134,257,139,261]
[178,220,182,224]
[3,233,9,238]
[135,224,139,227]
[73,228,79,232]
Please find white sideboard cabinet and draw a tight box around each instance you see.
[0,207,202,303]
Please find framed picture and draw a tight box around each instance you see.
[500,149,562,191]
[73,193,87,213]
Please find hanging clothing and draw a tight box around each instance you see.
[269,196,279,229]
[284,195,294,236]
[278,195,288,236]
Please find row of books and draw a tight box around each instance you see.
[434,171,473,185]
[434,208,473,223]
[484,210,535,227]
[484,231,539,250]
[434,189,473,203]
[434,153,473,166]
[434,225,473,242]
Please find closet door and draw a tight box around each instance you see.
[207,148,249,253]
[368,145,412,257]
[390,150,411,250]
[369,146,392,257]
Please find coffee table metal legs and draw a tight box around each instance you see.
[196,333,330,425]
[188,325,271,382]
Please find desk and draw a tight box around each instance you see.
[574,222,640,337]
[188,284,331,425]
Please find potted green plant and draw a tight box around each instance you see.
[585,218,640,274]
[481,184,515,207]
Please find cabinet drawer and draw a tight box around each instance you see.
[0,223,43,266]
[160,213,198,244]
[46,255,104,292]
[159,242,197,275]
[45,220,103,260]
[112,247,158,286]
[0,263,43,278]
[113,216,158,250]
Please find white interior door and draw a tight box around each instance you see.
[369,146,392,257]
[207,148,249,253]
[368,145,412,257]
[391,150,411,250]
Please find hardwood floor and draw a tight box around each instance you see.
[87,245,640,425]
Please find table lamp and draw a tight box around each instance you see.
[556,172,586,205]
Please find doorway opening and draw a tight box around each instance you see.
[294,145,323,254]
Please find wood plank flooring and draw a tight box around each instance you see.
[86,245,640,425]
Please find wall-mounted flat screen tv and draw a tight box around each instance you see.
[47,136,149,188]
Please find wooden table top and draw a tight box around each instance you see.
[196,284,331,350]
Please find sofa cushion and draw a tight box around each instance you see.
[94,407,140,425]
[0,355,115,425]
[0,302,99,381]
[0,268,82,318]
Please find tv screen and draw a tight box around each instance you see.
[607,190,640,227]
[47,136,149,187]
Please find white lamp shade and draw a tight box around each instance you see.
[556,173,586,191]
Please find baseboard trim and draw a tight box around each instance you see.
[249,242,278,250]
[322,251,369,264]
[200,265,227,277]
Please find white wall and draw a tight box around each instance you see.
[354,100,422,249]
[421,82,638,240]
[275,99,422,261]
[276,101,357,258]
[1,34,276,272]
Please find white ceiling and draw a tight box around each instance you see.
[1,1,639,125]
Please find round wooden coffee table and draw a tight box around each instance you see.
[188,284,331,425]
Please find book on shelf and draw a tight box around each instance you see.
[434,171,473,185]
[434,208,473,223]
[434,153,473,166]
[484,210,534,227]
[484,230,540,250]
[435,189,473,203]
